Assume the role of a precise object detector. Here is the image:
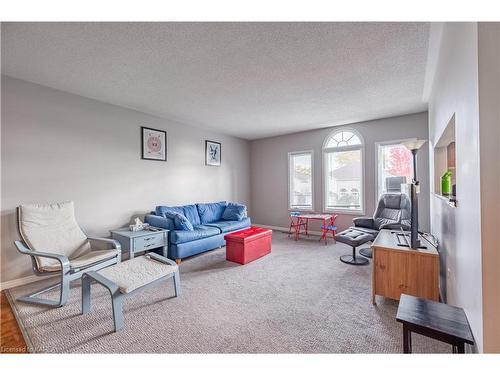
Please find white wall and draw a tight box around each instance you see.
[250,112,430,233]
[428,23,483,352]
[1,76,251,284]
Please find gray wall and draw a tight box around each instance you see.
[1,76,251,284]
[428,23,483,352]
[250,112,430,233]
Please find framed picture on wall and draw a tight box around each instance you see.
[141,126,167,161]
[205,140,221,166]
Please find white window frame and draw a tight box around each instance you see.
[374,138,414,203]
[288,150,314,211]
[322,128,365,215]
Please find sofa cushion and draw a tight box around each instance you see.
[196,201,227,224]
[222,203,247,221]
[155,205,201,226]
[170,225,221,245]
[162,211,193,231]
[182,204,201,226]
[205,217,251,233]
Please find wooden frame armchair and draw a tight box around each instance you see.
[14,202,122,307]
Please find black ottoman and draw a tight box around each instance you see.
[335,229,374,265]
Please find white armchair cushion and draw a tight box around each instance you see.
[40,249,118,272]
[18,201,92,269]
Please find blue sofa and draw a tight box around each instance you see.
[144,201,251,262]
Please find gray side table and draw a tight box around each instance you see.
[110,228,169,260]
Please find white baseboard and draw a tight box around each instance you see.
[0,274,54,291]
[253,223,324,237]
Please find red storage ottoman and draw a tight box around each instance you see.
[224,227,272,265]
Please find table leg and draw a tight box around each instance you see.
[129,238,134,259]
[319,219,325,244]
[330,217,336,243]
[324,219,328,244]
[403,325,412,353]
[162,233,168,257]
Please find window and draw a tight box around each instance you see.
[377,142,413,198]
[288,151,313,210]
[323,129,364,213]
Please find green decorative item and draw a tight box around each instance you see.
[441,170,452,196]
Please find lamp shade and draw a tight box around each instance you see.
[401,139,427,151]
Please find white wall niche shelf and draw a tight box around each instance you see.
[433,114,457,207]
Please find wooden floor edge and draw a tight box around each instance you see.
[1,290,29,353]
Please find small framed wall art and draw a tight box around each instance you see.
[141,126,167,161]
[205,140,221,166]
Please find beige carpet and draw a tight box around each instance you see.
[6,232,449,353]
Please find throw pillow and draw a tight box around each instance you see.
[155,205,184,217]
[160,210,194,231]
[222,203,247,221]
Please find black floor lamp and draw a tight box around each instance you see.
[401,139,427,249]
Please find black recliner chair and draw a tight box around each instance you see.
[351,193,411,258]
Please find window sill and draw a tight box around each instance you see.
[288,208,314,212]
[324,209,365,216]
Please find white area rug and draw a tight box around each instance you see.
[6,232,448,353]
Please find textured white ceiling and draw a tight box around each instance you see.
[1,22,429,140]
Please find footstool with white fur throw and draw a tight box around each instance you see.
[335,229,374,265]
[81,253,180,332]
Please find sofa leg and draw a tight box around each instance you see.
[175,259,182,265]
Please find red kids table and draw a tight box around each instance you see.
[293,213,337,245]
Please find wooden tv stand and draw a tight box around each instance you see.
[371,229,439,304]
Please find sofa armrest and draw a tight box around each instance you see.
[144,214,175,230]
[352,217,374,229]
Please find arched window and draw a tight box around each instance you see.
[323,129,364,213]
[324,130,362,148]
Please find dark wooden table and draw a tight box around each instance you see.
[396,294,474,353]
